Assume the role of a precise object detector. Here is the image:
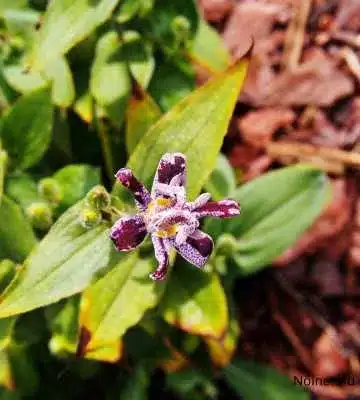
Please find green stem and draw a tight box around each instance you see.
[95,109,114,182]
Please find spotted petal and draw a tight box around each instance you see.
[150,235,170,281]
[110,215,147,251]
[152,153,186,197]
[193,199,240,219]
[115,168,151,211]
[173,229,214,268]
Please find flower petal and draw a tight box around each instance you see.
[150,235,170,281]
[115,168,151,210]
[174,229,214,268]
[110,215,147,251]
[152,153,186,196]
[193,199,240,219]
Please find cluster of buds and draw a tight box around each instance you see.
[79,185,111,229]
[26,178,63,231]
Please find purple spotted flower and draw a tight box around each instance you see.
[110,153,240,280]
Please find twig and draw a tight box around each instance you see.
[273,312,313,371]
[95,112,114,182]
[332,31,360,48]
[340,47,360,82]
[282,0,312,69]
[267,141,360,174]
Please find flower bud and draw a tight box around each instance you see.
[171,16,191,42]
[38,178,63,204]
[79,206,102,229]
[49,336,70,358]
[139,0,153,16]
[85,185,111,210]
[215,234,238,257]
[26,202,53,231]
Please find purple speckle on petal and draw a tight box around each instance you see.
[110,153,240,280]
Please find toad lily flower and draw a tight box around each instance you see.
[110,153,240,280]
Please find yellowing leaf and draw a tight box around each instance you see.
[161,263,228,339]
[206,318,240,367]
[78,255,165,354]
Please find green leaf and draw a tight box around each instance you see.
[148,59,195,111]
[125,84,161,155]
[5,173,39,209]
[0,260,16,294]
[45,57,75,108]
[0,88,53,170]
[119,365,150,400]
[0,69,16,110]
[30,0,121,70]
[161,262,228,339]
[230,165,331,274]
[124,33,155,89]
[204,153,236,200]
[2,9,40,48]
[0,0,27,14]
[0,201,112,318]
[0,351,13,390]
[78,255,165,354]
[167,369,217,399]
[224,359,309,400]
[4,342,38,395]
[0,196,37,263]
[116,55,250,201]
[0,317,15,351]
[0,149,7,201]
[116,0,141,23]
[90,31,131,127]
[3,66,47,94]
[189,19,230,73]
[53,164,100,212]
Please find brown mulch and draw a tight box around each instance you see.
[198,0,360,398]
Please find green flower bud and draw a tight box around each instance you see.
[139,0,154,16]
[79,206,102,229]
[38,178,63,204]
[86,185,111,210]
[49,336,70,358]
[215,234,238,257]
[171,15,191,41]
[26,202,53,231]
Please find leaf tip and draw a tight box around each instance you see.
[231,37,254,65]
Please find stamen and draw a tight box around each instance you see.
[155,224,179,238]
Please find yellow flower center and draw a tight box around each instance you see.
[145,197,178,238]
[155,224,179,238]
